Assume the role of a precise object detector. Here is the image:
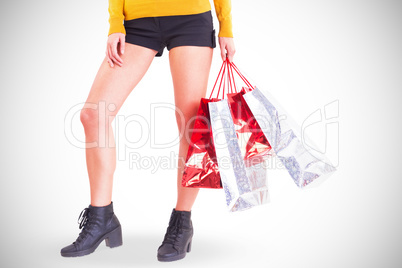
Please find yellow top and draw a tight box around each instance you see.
[108,0,233,37]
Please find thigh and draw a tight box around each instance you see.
[83,43,157,118]
[169,46,213,131]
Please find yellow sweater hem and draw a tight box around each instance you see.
[108,0,233,38]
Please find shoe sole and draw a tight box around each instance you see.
[61,225,123,257]
[157,239,192,262]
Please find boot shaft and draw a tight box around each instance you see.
[77,202,120,238]
[168,209,192,230]
[87,202,119,227]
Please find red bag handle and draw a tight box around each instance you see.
[209,59,230,99]
[228,61,253,89]
[209,58,254,99]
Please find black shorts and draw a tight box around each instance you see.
[124,11,216,57]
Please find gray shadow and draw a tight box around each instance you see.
[50,233,240,268]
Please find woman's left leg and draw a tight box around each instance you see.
[169,46,213,211]
[156,46,213,262]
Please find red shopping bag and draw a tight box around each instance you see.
[181,62,228,188]
[227,92,272,165]
[223,60,273,165]
[181,97,222,188]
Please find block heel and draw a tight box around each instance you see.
[187,239,192,253]
[105,226,123,248]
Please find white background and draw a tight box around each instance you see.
[0,0,401,267]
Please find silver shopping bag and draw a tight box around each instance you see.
[242,87,337,188]
[208,99,270,212]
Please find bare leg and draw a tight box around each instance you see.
[80,43,157,206]
[169,46,214,211]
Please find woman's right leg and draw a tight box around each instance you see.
[80,43,157,206]
[61,43,157,257]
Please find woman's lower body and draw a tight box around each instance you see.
[61,11,216,262]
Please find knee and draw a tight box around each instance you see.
[176,114,199,142]
[175,114,191,133]
[80,103,117,130]
[80,108,99,129]
[175,103,200,131]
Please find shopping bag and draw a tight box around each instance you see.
[183,60,272,212]
[226,91,273,164]
[229,62,337,188]
[209,99,270,212]
[181,61,257,189]
[208,60,271,211]
[181,97,222,188]
[181,61,229,188]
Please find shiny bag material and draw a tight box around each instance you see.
[182,60,272,212]
[209,99,270,212]
[231,64,337,188]
[226,92,273,164]
[207,61,272,212]
[182,98,222,188]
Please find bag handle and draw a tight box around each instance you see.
[228,61,254,89]
[209,58,254,99]
[209,59,230,99]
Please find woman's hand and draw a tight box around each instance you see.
[106,33,125,67]
[218,37,236,62]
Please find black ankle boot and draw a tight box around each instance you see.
[157,208,193,262]
[60,202,122,257]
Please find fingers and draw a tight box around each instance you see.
[221,48,226,62]
[105,33,125,68]
[226,43,236,62]
[225,40,236,62]
[107,45,114,67]
[219,37,226,61]
[105,46,114,68]
[110,40,123,67]
[226,45,235,62]
[120,35,125,55]
[106,42,116,68]
[219,37,236,63]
